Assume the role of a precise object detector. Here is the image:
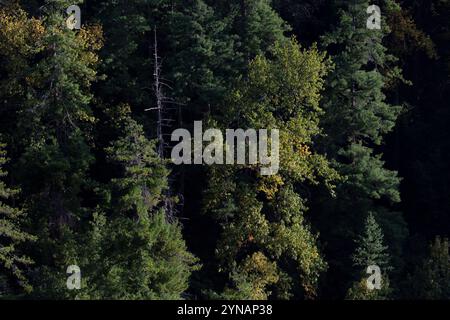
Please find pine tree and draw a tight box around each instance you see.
[346,213,392,300]
[91,0,153,109]
[0,0,104,298]
[352,213,390,269]
[77,107,198,299]
[204,38,340,299]
[0,142,35,296]
[93,0,235,117]
[161,0,240,123]
[211,0,290,64]
[321,0,403,147]
[315,0,408,297]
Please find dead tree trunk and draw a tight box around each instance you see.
[153,28,165,158]
[146,27,182,220]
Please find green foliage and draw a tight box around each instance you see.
[0,0,447,301]
[15,5,102,298]
[346,276,391,300]
[165,0,238,109]
[93,0,157,108]
[105,118,169,215]
[81,209,197,300]
[346,213,392,300]
[352,213,391,270]
[338,144,401,203]
[321,0,403,146]
[221,252,279,300]
[204,38,339,299]
[0,1,101,298]
[212,0,290,61]
[74,108,198,299]
[95,0,236,118]
[313,0,407,297]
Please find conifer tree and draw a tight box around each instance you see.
[315,0,408,296]
[352,213,390,269]
[93,0,235,118]
[211,0,290,64]
[346,213,392,300]
[0,142,35,296]
[0,0,447,301]
[0,0,104,298]
[77,106,198,299]
[91,0,153,109]
[164,0,238,119]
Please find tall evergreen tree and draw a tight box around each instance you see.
[0,1,43,297]
[314,0,408,297]
[0,0,448,301]
[0,0,103,298]
[92,0,236,120]
[0,1,45,153]
[352,214,390,269]
[210,0,290,64]
[76,106,198,299]
[0,142,35,296]
[346,213,392,299]
[165,0,237,117]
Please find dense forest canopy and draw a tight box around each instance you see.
[0,0,449,300]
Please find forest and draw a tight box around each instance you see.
[0,0,449,300]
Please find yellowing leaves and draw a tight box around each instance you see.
[0,5,44,57]
[206,38,340,298]
[257,174,284,200]
[77,24,104,51]
[238,252,280,300]
[75,110,97,124]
